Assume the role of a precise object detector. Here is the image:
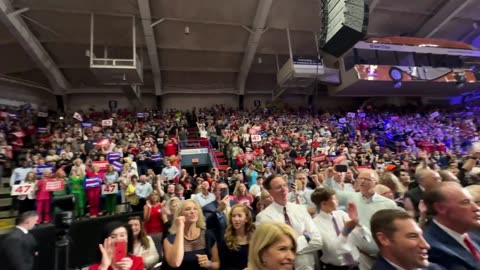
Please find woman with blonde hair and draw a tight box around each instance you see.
[128,216,160,270]
[162,197,180,233]
[18,171,37,213]
[220,204,255,270]
[380,172,406,199]
[69,167,86,218]
[247,222,296,270]
[163,199,219,270]
[144,190,164,252]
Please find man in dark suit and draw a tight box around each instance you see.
[0,211,38,270]
[202,182,236,243]
[423,182,480,270]
[404,168,441,220]
[370,209,445,270]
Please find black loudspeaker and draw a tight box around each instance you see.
[239,95,244,110]
[55,95,65,113]
[320,0,369,57]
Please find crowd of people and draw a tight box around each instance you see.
[0,102,480,270]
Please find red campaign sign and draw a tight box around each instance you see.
[45,179,65,192]
[332,155,347,165]
[312,154,326,162]
[294,157,307,165]
[279,142,289,149]
[92,161,109,171]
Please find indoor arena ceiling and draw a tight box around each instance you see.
[0,0,479,95]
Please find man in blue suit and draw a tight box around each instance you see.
[370,209,445,270]
[423,182,480,270]
[202,182,236,243]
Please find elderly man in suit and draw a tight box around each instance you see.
[370,209,444,270]
[202,182,236,243]
[0,211,38,270]
[423,182,480,270]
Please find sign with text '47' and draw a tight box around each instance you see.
[102,184,119,195]
[11,184,35,196]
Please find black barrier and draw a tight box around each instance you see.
[0,223,56,270]
[68,211,143,269]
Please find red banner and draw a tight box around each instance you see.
[92,161,109,172]
[312,154,326,162]
[332,155,347,165]
[45,179,65,192]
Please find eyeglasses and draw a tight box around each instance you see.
[358,177,376,182]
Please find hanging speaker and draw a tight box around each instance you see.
[319,0,369,57]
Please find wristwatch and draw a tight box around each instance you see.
[304,232,311,243]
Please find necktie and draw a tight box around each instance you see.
[283,206,292,226]
[464,235,480,261]
[332,215,356,266]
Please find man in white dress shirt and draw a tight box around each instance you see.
[311,187,367,270]
[256,174,323,270]
[324,168,397,270]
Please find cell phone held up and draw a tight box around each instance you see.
[220,188,229,199]
[114,240,127,264]
[334,164,348,173]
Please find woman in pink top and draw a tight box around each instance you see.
[231,183,253,207]
[36,169,53,223]
[85,165,104,217]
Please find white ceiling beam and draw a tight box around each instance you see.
[137,0,162,95]
[415,0,474,38]
[237,0,273,95]
[0,0,69,93]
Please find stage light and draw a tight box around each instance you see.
[393,81,402,88]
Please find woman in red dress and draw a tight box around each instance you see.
[143,190,164,254]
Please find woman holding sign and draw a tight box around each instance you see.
[104,165,119,215]
[86,165,104,218]
[17,171,37,214]
[35,169,53,223]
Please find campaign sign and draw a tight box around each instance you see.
[312,154,326,162]
[279,142,289,149]
[92,160,109,171]
[81,122,93,128]
[85,177,101,189]
[101,184,118,195]
[45,179,65,192]
[102,119,113,126]
[11,184,34,196]
[251,135,261,142]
